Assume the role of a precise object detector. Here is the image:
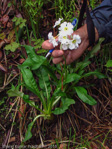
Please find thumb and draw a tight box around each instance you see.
[42,40,54,50]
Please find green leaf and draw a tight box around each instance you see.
[8,2,12,7]
[32,38,44,49]
[22,45,46,70]
[75,61,91,73]
[12,17,17,22]
[42,65,58,82]
[12,17,26,28]
[19,66,40,98]
[82,71,106,79]
[23,114,45,142]
[85,38,105,60]
[7,85,39,110]
[36,66,51,99]
[52,82,62,98]
[23,121,34,142]
[36,49,47,54]
[7,84,24,98]
[105,60,112,68]
[19,66,48,111]
[74,86,97,105]
[23,95,35,107]
[0,98,5,106]
[52,98,75,115]
[64,73,81,84]
[4,42,20,52]
[23,95,43,113]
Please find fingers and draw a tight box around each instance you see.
[52,50,64,64]
[52,50,69,64]
[42,38,88,65]
[63,51,72,65]
[42,40,54,50]
[52,57,64,64]
[52,50,64,57]
[42,40,66,64]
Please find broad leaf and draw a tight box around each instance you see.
[74,86,97,105]
[42,65,58,82]
[64,73,81,84]
[22,45,46,70]
[52,98,75,115]
[36,66,51,99]
[19,66,40,98]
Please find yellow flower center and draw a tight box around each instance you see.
[72,39,76,43]
[63,36,67,39]
[64,27,68,31]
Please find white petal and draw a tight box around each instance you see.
[48,32,53,39]
[69,43,75,50]
[53,18,63,28]
[62,44,68,50]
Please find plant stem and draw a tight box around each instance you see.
[52,96,61,107]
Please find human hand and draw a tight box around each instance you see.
[42,24,99,64]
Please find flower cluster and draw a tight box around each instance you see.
[48,18,81,50]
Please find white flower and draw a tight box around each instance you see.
[58,35,70,50]
[61,43,69,50]
[53,18,63,28]
[59,22,74,36]
[58,35,68,43]
[69,34,81,50]
[48,32,58,47]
